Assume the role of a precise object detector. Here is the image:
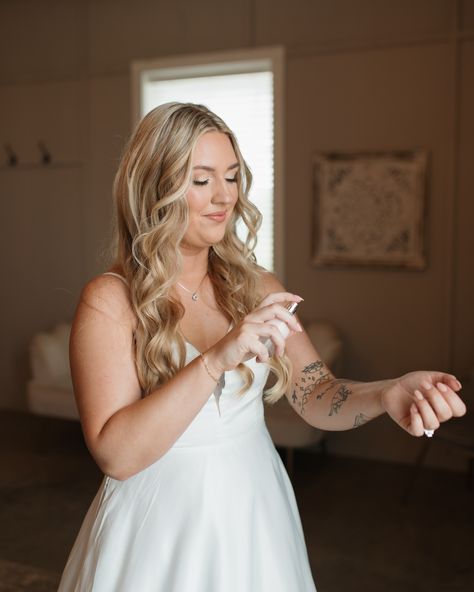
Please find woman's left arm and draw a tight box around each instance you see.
[285,336,465,435]
[261,273,466,435]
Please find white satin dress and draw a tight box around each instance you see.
[58,340,317,591]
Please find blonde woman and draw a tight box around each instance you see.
[58,103,465,591]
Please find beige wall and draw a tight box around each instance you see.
[1,0,473,469]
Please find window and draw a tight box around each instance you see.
[131,47,284,276]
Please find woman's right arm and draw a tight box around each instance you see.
[71,275,227,481]
[71,275,301,481]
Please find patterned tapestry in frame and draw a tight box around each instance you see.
[312,150,428,269]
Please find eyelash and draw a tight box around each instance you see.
[193,177,238,186]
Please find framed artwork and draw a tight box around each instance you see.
[312,150,428,269]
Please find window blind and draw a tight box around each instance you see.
[142,70,274,271]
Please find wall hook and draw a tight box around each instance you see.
[38,141,51,165]
[4,143,18,167]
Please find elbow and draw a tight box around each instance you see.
[92,446,139,481]
[100,462,130,482]
[85,436,132,481]
[91,445,166,482]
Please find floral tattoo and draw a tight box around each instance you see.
[291,362,354,418]
[291,361,331,415]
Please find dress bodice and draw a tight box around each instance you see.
[172,343,271,447]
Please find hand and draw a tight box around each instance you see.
[205,291,303,374]
[381,371,466,437]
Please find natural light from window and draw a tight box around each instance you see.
[140,70,274,271]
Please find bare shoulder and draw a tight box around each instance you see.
[76,273,136,330]
[258,268,288,296]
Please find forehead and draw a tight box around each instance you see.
[192,131,237,166]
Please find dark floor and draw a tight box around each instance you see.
[0,410,473,592]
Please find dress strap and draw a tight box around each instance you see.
[102,271,128,286]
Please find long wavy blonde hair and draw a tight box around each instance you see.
[112,102,290,403]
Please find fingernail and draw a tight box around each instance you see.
[414,390,424,401]
[437,382,448,392]
[296,322,303,331]
[422,381,432,390]
[294,295,304,301]
[456,380,462,389]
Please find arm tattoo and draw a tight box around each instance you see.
[328,383,352,416]
[353,413,370,428]
[316,378,348,400]
[291,360,332,416]
[291,361,355,418]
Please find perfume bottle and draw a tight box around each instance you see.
[260,301,299,357]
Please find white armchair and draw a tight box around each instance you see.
[27,322,78,420]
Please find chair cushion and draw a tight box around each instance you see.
[29,323,72,387]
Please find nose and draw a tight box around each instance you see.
[212,178,236,204]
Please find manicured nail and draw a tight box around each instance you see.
[437,382,448,392]
[414,390,424,401]
[422,381,432,390]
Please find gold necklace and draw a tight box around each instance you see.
[176,273,208,301]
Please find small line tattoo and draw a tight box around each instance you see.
[353,413,370,428]
[316,378,346,400]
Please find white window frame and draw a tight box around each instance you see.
[131,46,285,280]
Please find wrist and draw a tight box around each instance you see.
[201,348,225,379]
[379,378,397,413]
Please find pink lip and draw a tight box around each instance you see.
[205,211,227,221]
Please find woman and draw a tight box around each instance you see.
[58,102,465,591]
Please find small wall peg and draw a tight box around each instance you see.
[4,144,18,167]
[38,141,51,165]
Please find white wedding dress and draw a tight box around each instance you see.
[58,339,317,591]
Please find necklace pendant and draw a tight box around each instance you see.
[191,293,198,301]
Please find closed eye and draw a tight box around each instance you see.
[193,176,238,186]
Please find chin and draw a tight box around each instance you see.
[181,235,225,251]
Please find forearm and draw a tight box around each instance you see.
[289,360,393,430]
[90,355,219,480]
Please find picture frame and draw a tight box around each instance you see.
[312,150,428,269]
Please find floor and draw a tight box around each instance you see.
[0,409,473,591]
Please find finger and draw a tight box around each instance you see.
[413,390,440,430]
[423,374,462,392]
[408,403,425,437]
[436,383,467,417]
[421,384,453,423]
[251,322,287,357]
[250,303,302,333]
[256,292,303,310]
[255,340,272,363]
[447,375,462,391]
[238,323,286,359]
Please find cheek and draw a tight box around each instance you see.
[186,188,209,214]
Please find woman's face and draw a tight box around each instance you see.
[181,131,239,251]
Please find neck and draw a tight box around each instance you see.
[179,246,210,282]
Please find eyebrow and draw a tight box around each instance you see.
[193,163,240,172]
